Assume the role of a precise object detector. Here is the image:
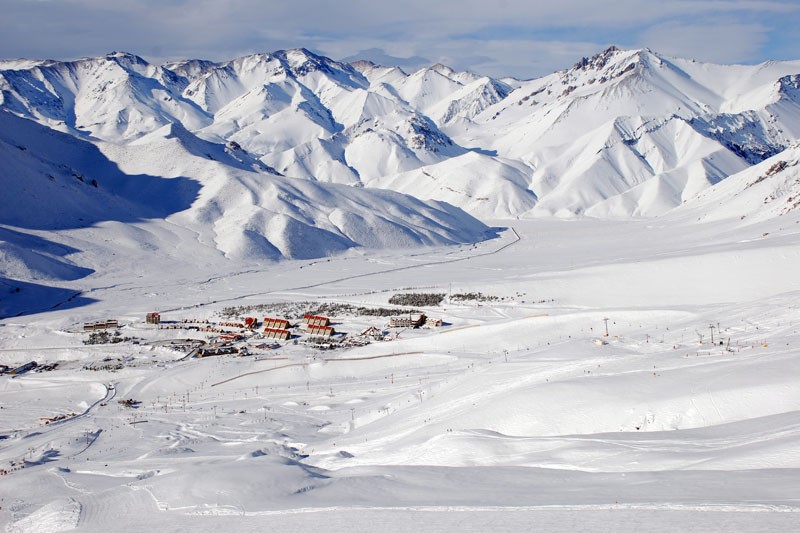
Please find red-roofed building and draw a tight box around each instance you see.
[263,328,291,340]
[303,314,330,327]
[263,317,291,330]
[306,325,335,338]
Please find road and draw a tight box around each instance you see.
[158,226,521,313]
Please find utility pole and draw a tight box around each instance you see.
[709,323,715,344]
[603,318,610,337]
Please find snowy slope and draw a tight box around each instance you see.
[430,76,513,125]
[0,110,489,285]
[2,217,800,530]
[0,111,200,230]
[679,143,800,223]
[371,151,537,218]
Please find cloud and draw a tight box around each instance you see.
[0,0,798,77]
[638,21,770,63]
[339,49,432,71]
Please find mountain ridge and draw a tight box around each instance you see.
[2,45,800,283]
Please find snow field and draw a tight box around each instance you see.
[2,219,800,531]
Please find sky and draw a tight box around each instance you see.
[1,0,799,78]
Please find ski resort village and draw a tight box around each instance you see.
[1,298,449,432]
[2,37,800,532]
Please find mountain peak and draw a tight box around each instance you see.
[430,63,457,77]
[162,58,218,80]
[350,59,378,71]
[557,46,658,92]
[571,46,631,72]
[275,47,326,63]
[272,47,344,77]
[104,51,149,66]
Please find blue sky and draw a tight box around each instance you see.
[1,0,798,77]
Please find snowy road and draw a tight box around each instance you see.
[156,226,521,313]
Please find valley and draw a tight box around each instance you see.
[2,43,800,531]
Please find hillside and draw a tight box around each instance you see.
[679,143,800,223]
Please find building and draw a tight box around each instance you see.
[303,314,330,327]
[425,317,443,327]
[197,345,238,357]
[244,317,258,329]
[360,326,385,340]
[306,325,335,338]
[83,320,118,331]
[263,327,291,340]
[263,317,291,330]
[146,312,161,325]
[389,313,426,328]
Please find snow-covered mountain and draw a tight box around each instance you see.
[4,45,798,221]
[454,47,800,216]
[679,142,800,224]
[2,45,800,277]
[0,108,490,280]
